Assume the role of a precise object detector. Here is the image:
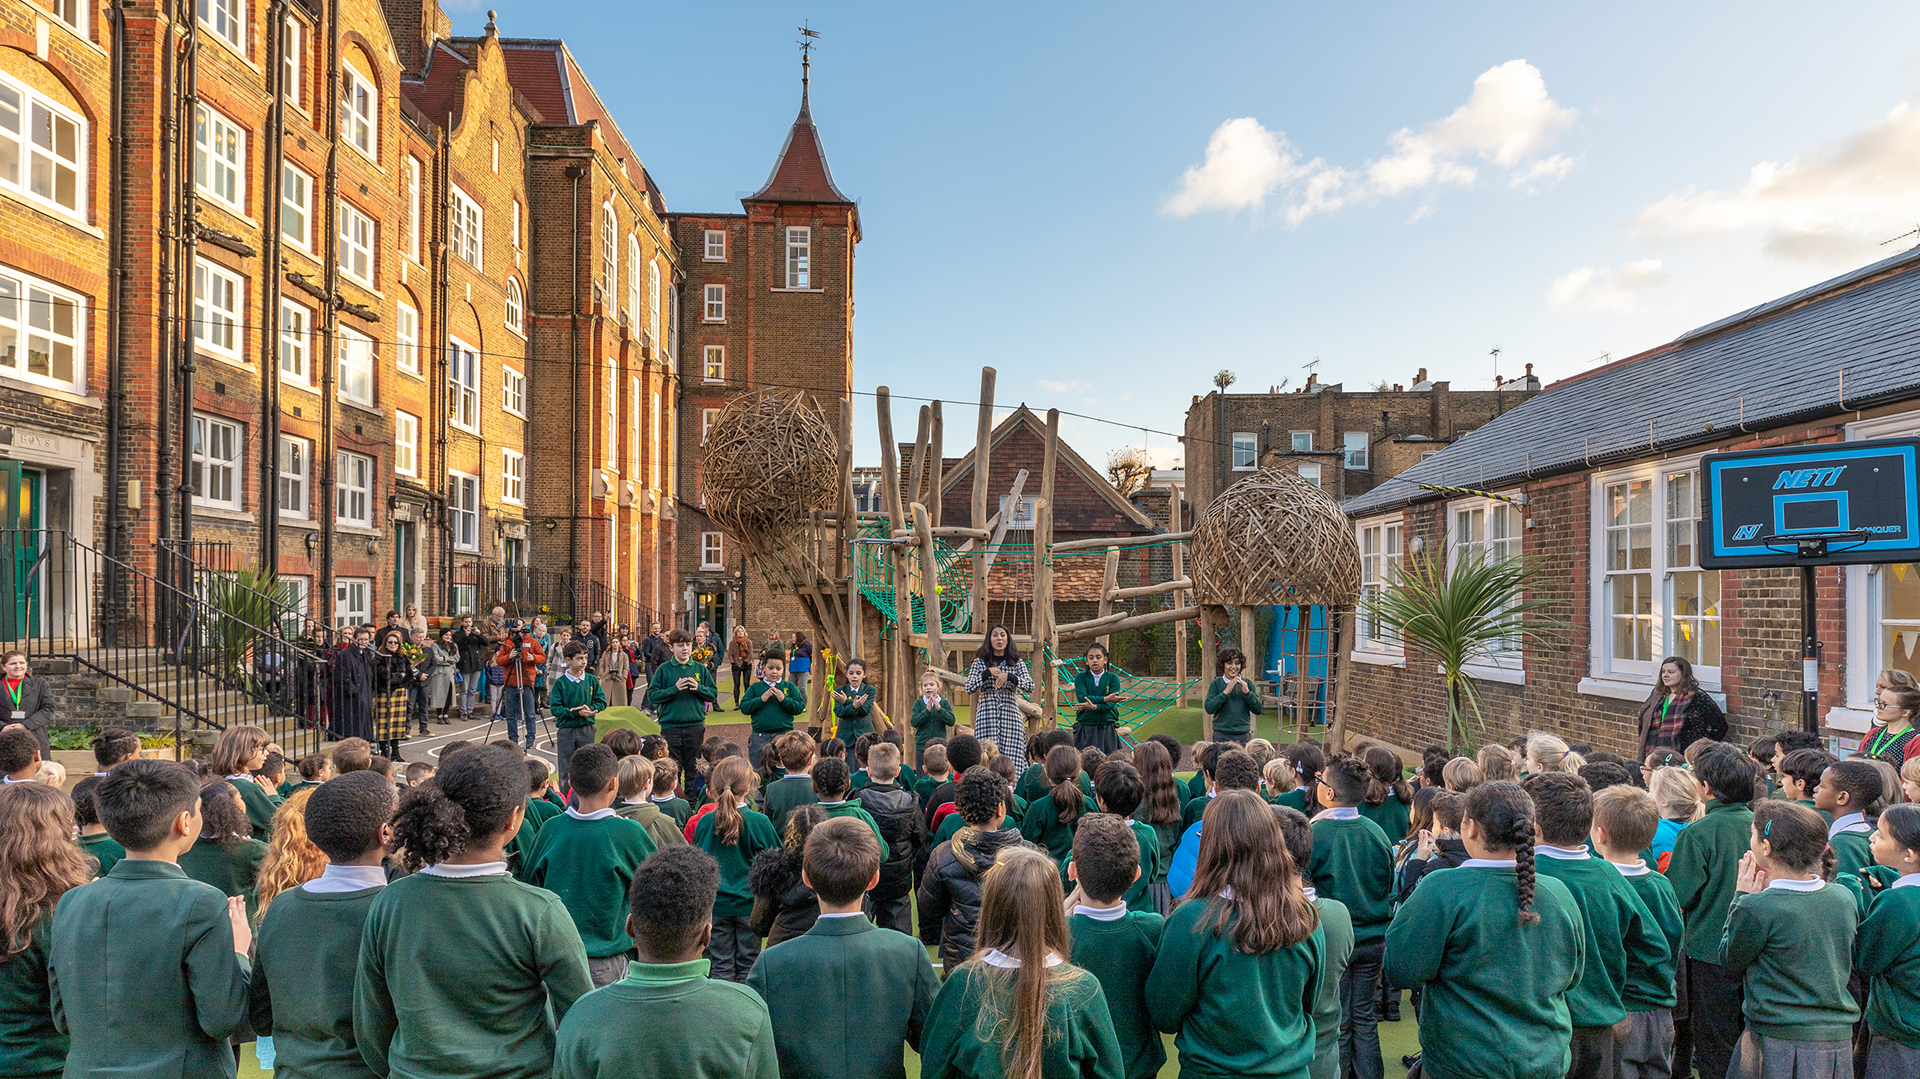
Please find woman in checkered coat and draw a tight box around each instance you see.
[962,623,1035,758]
[371,632,413,761]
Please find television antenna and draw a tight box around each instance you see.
[1489,345,1502,384]
[1880,224,1920,249]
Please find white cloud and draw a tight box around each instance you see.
[1163,60,1577,221]
[1630,99,1920,265]
[1547,259,1668,313]
[1038,378,1091,393]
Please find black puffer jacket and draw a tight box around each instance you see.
[747,845,819,946]
[855,782,926,902]
[917,826,1033,971]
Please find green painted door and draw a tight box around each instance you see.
[0,463,41,639]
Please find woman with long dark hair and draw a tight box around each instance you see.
[1636,655,1726,754]
[963,624,1035,759]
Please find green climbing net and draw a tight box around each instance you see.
[1046,647,1197,744]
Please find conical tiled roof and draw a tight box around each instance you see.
[749,66,853,205]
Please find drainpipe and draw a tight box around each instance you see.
[106,0,129,566]
[566,164,586,585]
[261,0,288,570]
[318,0,340,625]
[155,6,177,566]
[176,0,198,578]
[436,120,452,612]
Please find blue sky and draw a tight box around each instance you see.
[457,1,1920,467]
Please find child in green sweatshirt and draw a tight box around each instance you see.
[1815,760,1882,878]
[68,776,125,879]
[1203,647,1262,745]
[910,671,956,769]
[1857,804,1920,1079]
[1522,772,1671,1079]
[1591,786,1685,1079]
[355,746,592,1079]
[1087,761,1163,914]
[830,659,878,749]
[1066,814,1165,1079]
[1307,755,1395,1079]
[250,772,395,1078]
[1275,805,1354,1079]
[1022,744,1096,879]
[1718,800,1860,1078]
[548,642,608,791]
[762,730,821,836]
[649,630,719,799]
[1384,780,1585,1079]
[1072,643,1129,754]
[810,757,890,858]
[1665,745,1758,1079]
[740,653,806,771]
[1146,790,1322,1078]
[1776,747,1837,823]
[525,745,659,987]
[554,846,778,1079]
[690,757,781,982]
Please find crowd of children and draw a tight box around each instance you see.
[4,650,1920,1079]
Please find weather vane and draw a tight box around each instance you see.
[796,21,821,57]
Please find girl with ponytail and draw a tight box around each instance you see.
[1021,745,1093,875]
[690,756,779,982]
[355,745,592,1079]
[1358,745,1414,842]
[1718,800,1859,1079]
[921,847,1123,1079]
[1859,804,1920,1077]
[1383,780,1585,1079]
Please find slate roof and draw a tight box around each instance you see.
[749,77,854,206]
[1344,245,1920,517]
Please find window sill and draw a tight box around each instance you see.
[0,376,99,408]
[1824,707,1874,735]
[335,523,381,537]
[1349,650,1405,668]
[398,367,424,382]
[0,191,102,237]
[191,505,253,524]
[1578,676,1727,711]
[1231,466,1256,472]
[702,319,727,325]
[48,16,110,60]
[340,400,381,419]
[1459,661,1526,686]
[769,287,825,294]
[703,256,727,262]
[281,378,318,397]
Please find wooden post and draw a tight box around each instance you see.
[928,401,944,529]
[910,502,946,768]
[836,398,856,734]
[1097,547,1119,651]
[971,369,995,634]
[876,388,907,727]
[1172,494,1188,704]
[1238,604,1258,738]
[1293,605,1313,739]
[907,406,930,529]
[1198,607,1216,742]
[1329,607,1355,752]
[1034,409,1060,725]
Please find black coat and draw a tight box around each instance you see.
[748,845,820,946]
[855,782,926,902]
[916,826,1033,971]
[1637,689,1727,753]
[328,646,376,740]
[3,675,55,756]
[451,628,490,674]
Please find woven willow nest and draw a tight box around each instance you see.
[702,388,841,552]
[1190,466,1361,607]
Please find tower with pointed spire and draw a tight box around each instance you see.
[669,43,861,648]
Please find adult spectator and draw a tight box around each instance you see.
[789,632,814,704]
[401,603,429,639]
[727,627,755,711]
[492,619,548,751]
[1634,655,1725,754]
[0,651,55,757]
[451,615,490,721]
[328,626,377,742]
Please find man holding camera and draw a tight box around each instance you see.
[492,618,548,750]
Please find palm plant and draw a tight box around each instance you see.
[204,567,297,688]
[1362,549,1565,754]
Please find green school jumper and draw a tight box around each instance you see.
[549,671,607,730]
[1274,788,1311,814]
[832,683,878,741]
[1069,909,1167,1079]
[649,660,718,727]
[77,832,125,877]
[249,882,384,1079]
[692,807,783,918]
[615,800,689,850]
[1532,850,1670,1028]
[1134,809,1186,882]
[652,794,694,829]
[740,680,806,734]
[763,775,819,836]
[1187,771,1209,802]
[1830,816,1875,878]
[1021,790,1096,871]
[1717,882,1860,1042]
[179,835,269,921]
[1307,814,1396,942]
[1383,865,1587,1079]
[1123,819,1164,913]
[355,870,592,1079]
[1357,793,1412,844]
[1855,882,1920,1049]
[1203,676,1262,738]
[555,959,778,1079]
[1182,791,1214,830]
[818,800,891,858]
[525,811,659,958]
[1075,669,1124,733]
[1309,895,1355,1079]
[1145,898,1324,1078]
[1018,763,1094,806]
[510,796,566,880]
[48,861,253,1079]
[0,913,63,1078]
[233,778,280,840]
[923,961,1124,1079]
[1666,800,1755,964]
[746,915,942,1079]
[912,696,956,744]
[1616,864,1684,1011]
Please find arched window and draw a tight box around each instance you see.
[504,277,523,336]
[649,260,661,349]
[627,234,641,326]
[601,203,617,309]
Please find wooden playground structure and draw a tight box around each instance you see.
[699,366,1364,763]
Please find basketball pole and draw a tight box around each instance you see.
[1800,562,1819,735]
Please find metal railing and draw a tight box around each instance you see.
[2,530,331,760]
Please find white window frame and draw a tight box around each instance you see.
[394,411,418,477]
[501,365,525,417]
[1839,411,1920,733]
[276,434,309,518]
[1343,431,1369,469]
[450,185,482,269]
[334,577,371,629]
[1355,514,1404,658]
[277,297,310,386]
[194,104,245,212]
[0,268,86,394]
[280,161,312,249]
[193,261,242,361]
[1230,432,1257,471]
[1585,456,1724,696]
[626,235,641,325]
[0,74,86,220]
[197,0,244,51]
[504,277,524,337]
[448,471,479,552]
[704,284,725,322]
[501,449,525,505]
[50,0,86,35]
[703,345,725,383]
[701,532,724,570]
[604,360,618,469]
[1290,430,1314,452]
[338,200,375,286]
[335,450,373,528]
[786,226,810,289]
[1450,494,1526,680]
[649,260,661,346]
[394,300,419,375]
[1297,463,1322,486]
[336,325,374,407]
[651,391,662,490]
[701,407,720,444]
[630,376,641,477]
[601,203,617,306]
[340,60,377,161]
[704,229,726,261]
[190,413,242,511]
[282,17,303,106]
[405,156,422,261]
[448,337,479,432]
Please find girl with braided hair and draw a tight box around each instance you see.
[1384,780,1585,1079]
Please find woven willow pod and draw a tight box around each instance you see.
[1189,466,1362,608]
[702,388,841,555]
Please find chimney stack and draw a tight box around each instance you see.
[1415,368,1428,384]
